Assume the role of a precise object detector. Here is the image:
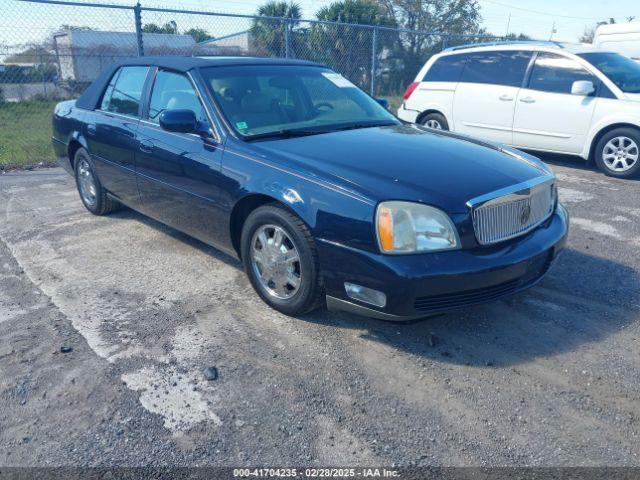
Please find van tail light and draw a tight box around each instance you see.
[403,82,419,100]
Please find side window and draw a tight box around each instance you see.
[148,70,207,124]
[461,50,531,87]
[100,66,149,117]
[423,54,466,82]
[529,53,597,94]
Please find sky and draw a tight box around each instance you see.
[1,0,639,50]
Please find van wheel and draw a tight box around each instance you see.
[594,128,640,179]
[420,113,449,131]
[74,148,120,215]
[241,204,323,316]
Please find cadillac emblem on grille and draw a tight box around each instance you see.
[519,204,532,225]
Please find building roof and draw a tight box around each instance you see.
[53,30,196,49]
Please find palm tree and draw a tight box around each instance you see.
[251,1,302,57]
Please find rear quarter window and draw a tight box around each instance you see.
[460,50,532,87]
[423,55,466,82]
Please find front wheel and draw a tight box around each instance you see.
[240,204,323,316]
[420,112,449,131]
[594,128,640,179]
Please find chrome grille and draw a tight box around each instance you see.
[471,179,555,246]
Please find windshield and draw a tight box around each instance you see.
[200,65,399,139]
[578,52,640,93]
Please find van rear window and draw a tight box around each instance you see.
[423,55,466,83]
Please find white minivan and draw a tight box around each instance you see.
[397,41,640,178]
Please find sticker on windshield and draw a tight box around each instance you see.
[322,72,356,88]
[236,121,248,130]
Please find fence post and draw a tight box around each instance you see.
[370,26,378,96]
[284,18,290,58]
[134,3,144,57]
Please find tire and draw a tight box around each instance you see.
[420,112,449,131]
[594,128,640,179]
[74,148,120,215]
[240,204,323,316]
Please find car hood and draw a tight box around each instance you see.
[247,124,552,213]
[623,93,640,102]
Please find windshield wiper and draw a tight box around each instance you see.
[328,121,398,132]
[244,128,328,141]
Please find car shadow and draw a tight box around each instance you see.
[111,209,638,369]
[299,248,639,368]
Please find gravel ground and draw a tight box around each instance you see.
[0,157,639,467]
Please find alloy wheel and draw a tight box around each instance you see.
[425,119,443,130]
[602,136,639,173]
[250,224,302,300]
[77,158,97,207]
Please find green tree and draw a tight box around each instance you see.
[376,0,482,93]
[184,28,213,43]
[309,0,395,89]
[142,21,178,34]
[251,1,302,57]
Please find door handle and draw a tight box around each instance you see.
[499,95,514,101]
[139,140,154,153]
[86,124,97,136]
[520,97,536,104]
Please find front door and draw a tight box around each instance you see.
[452,50,532,144]
[135,69,228,247]
[513,52,598,154]
[86,65,149,207]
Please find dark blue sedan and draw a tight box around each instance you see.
[52,56,569,321]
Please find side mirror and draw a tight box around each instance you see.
[159,109,198,133]
[571,80,595,96]
[375,98,389,109]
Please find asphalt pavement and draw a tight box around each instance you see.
[1,157,639,467]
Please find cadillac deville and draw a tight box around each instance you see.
[52,56,569,321]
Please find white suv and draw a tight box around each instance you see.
[397,41,640,178]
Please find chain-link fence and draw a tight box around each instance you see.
[0,0,505,168]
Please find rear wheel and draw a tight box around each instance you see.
[594,128,640,179]
[241,204,323,316]
[420,112,449,131]
[74,148,120,215]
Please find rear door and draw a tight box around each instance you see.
[452,50,532,144]
[513,52,599,154]
[135,68,228,247]
[85,65,149,207]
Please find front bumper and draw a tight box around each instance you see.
[320,204,569,321]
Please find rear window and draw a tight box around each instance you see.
[460,50,532,87]
[100,66,149,117]
[423,55,465,82]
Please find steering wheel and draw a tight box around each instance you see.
[314,102,335,112]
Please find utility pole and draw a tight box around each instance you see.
[549,21,557,41]
[506,13,511,37]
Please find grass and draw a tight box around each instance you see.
[0,100,58,169]
[0,95,403,170]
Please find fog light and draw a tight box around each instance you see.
[344,283,387,308]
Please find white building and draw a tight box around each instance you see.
[53,30,197,82]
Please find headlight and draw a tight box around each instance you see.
[376,201,460,254]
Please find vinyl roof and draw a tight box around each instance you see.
[116,55,322,72]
